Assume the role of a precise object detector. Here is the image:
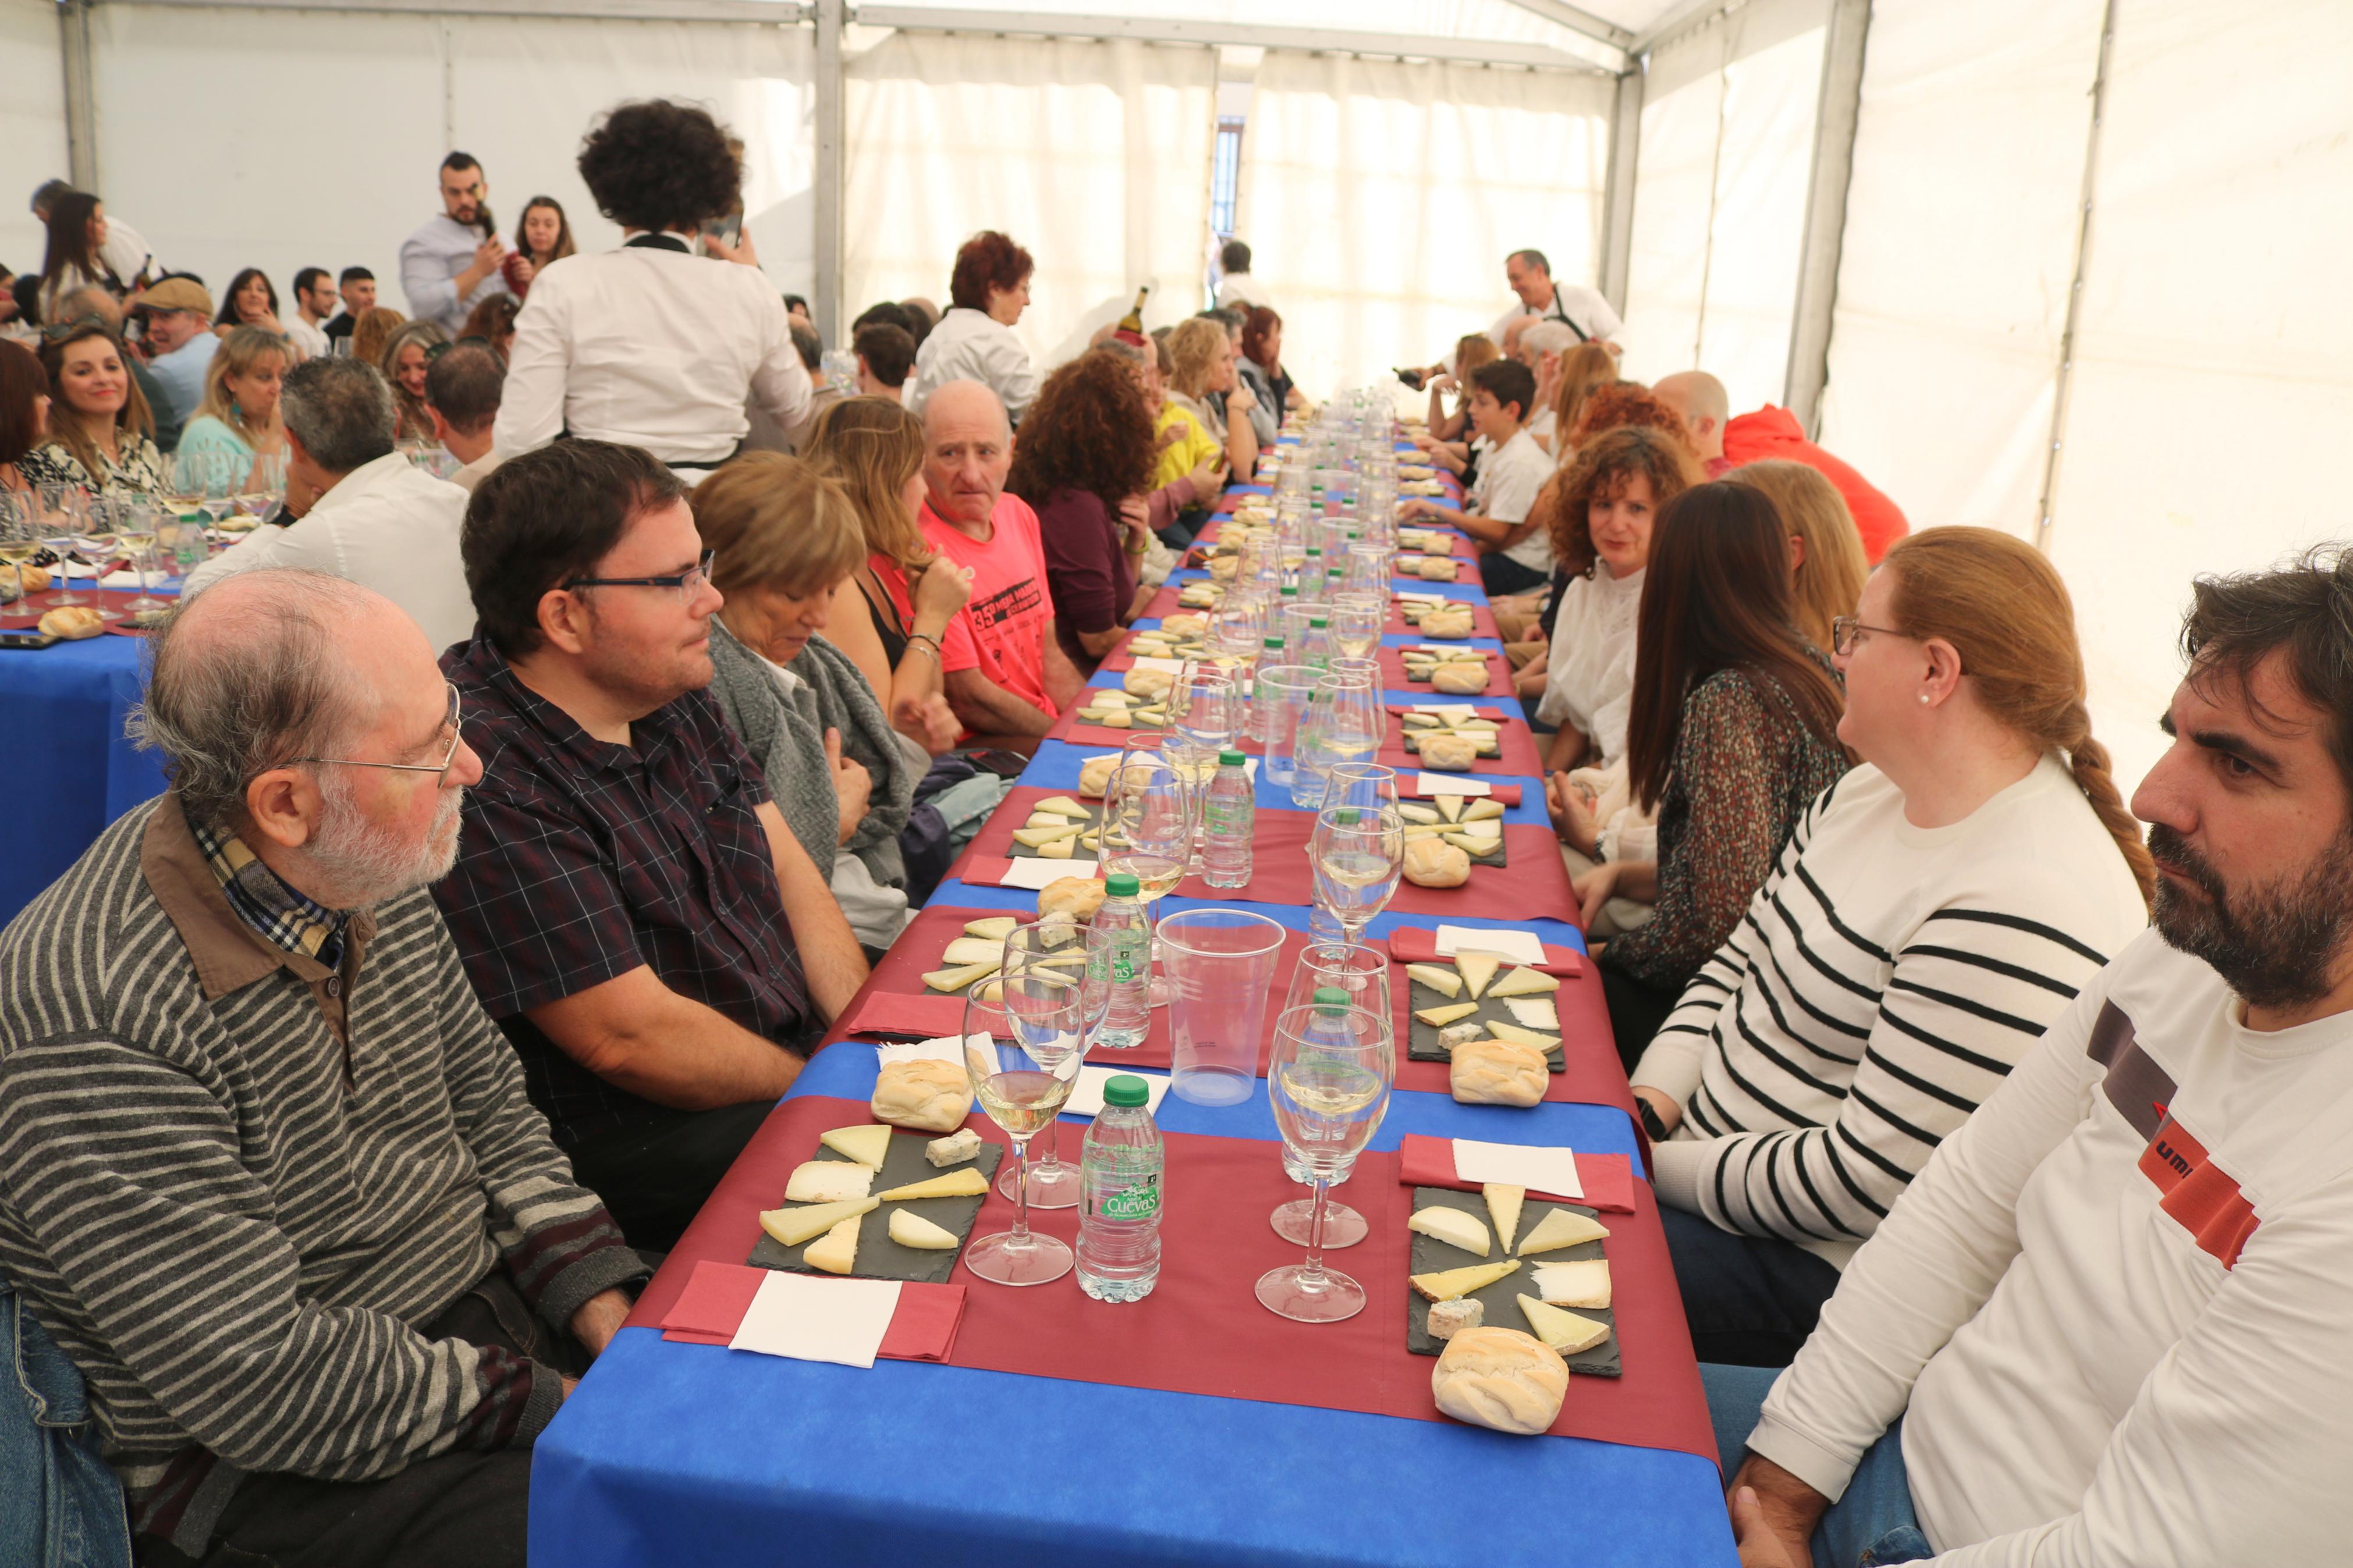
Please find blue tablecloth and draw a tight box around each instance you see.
[0,630,166,925]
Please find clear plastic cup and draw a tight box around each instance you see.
[1252,664,1321,787]
[1158,908,1287,1106]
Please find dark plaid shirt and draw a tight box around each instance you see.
[434,632,815,1149]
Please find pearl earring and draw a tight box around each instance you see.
[1918,693,1931,705]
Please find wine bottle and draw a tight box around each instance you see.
[1117,285,1151,336]
[1394,366,1428,391]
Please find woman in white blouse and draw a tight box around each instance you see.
[905,231,1041,424]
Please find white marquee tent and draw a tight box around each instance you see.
[6,0,2349,793]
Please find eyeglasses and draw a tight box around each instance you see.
[293,684,465,780]
[562,549,716,602]
[1830,617,1914,657]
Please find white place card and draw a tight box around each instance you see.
[1414,774,1493,798]
[1065,1065,1172,1118]
[998,857,1101,891]
[1128,656,1187,675]
[729,1271,902,1368]
[1451,1139,1582,1200]
[1433,925,1547,966]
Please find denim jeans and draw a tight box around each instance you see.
[1660,1205,1846,1367]
[1,1281,132,1568]
[1702,1361,1932,1568]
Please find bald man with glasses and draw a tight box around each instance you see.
[433,439,868,1249]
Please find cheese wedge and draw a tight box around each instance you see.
[1487,1019,1561,1054]
[1436,795,1464,823]
[1532,1258,1612,1309]
[1398,803,1443,824]
[804,1214,861,1275]
[783,1159,878,1204]
[942,936,1009,966]
[963,916,1019,941]
[1502,997,1560,1032]
[977,979,1003,1003]
[1456,951,1502,1000]
[1403,824,1446,841]
[1012,823,1085,849]
[1406,963,1463,999]
[1484,1184,1525,1251]
[1037,837,1075,859]
[1406,1206,1491,1257]
[1032,796,1090,818]
[1401,712,1442,730]
[1486,966,1560,998]
[888,1209,960,1250]
[1443,832,1497,857]
[1023,812,1067,830]
[1518,1295,1612,1355]
[818,1123,894,1168]
[1415,1001,1480,1027]
[875,1168,991,1201]
[1092,712,1133,728]
[925,1128,984,1167]
[1518,1207,1611,1257]
[758,1195,879,1249]
[922,959,999,992]
[1461,798,1506,823]
[1409,1258,1522,1302]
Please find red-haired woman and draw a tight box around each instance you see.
[1005,351,1160,671]
[907,230,1039,423]
[0,340,51,493]
[1235,305,1293,446]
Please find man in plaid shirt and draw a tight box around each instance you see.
[434,440,869,1248]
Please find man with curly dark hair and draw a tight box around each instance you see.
[1005,353,1162,668]
[491,98,810,478]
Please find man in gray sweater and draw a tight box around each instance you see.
[0,569,645,1566]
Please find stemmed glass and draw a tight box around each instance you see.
[1259,994,1394,1322]
[995,922,1110,1211]
[70,509,123,621]
[114,503,166,617]
[1101,744,1194,1007]
[1329,594,1382,663]
[38,486,90,607]
[0,502,41,620]
[1270,941,1390,1247]
[961,954,1091,1287]
[1311,805,1406,950]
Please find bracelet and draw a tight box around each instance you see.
[904,632,942,661]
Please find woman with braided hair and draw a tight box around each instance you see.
[1626,525,2152,1368]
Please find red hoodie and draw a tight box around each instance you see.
[1722,405,1909,563]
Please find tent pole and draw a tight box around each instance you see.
[1781,0,1870,435]
[812,0,845,346]
[2035,0,2118,556]
[60,0,99,189]
[1598,65,1642,314]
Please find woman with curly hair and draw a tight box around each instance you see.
[1006,352,1160,669]
[906,230,1039,423]
[459,291,521,361]
[492,97,811,477]
[1163,316,1258,485]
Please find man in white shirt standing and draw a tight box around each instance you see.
[1398,359,1555,596]
[1716,552,2353,1567]
[1488,248,1620,354]
[399,152,511,337]
[283,265,334,361]
[184,357,473,653]
[1215,239,1269,312]
[494,99,809,480]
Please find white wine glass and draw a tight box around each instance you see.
[1258,994,1393,1322]
[1311,805,1405,949]
[1320,760,1400,817]
[1270,942,1391,1248]
[1329,593,1382,662]
[114,503,166,617]
[995,922,1110,1211]
[1102,744,1194,1007]
[38,486,90,607]
[961,973,1087,1287]
[0,503,42,620]
[70,513,123,622]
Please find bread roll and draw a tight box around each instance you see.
[871,1058,974,1133]
[1418,733,1478,771]
[1078,754,1119,799]
[38,606,104,640]
[1403,838,1471,889]
[1206,553,1239,581]
[1420,608,1474,641]
[1038,876,1107,922]
[1431,663,1488,695]
[1159,613,1208,638]
[1430,1327,1568,1435]
[1450,1038,1548,1107]
[1123,667,1173,701]
[1415,556,1458,582]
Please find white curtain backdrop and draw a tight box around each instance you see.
[844,31,1215,374]
[1238,51,1613,397]
[1815,0,2106,538]
[80,5,814,319]
[2043,0,2353,795]
[1620,0,1828,413]
[2,0,69,277]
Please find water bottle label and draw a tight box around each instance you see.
[1098,1174,1160,1221]
[1109,931,1144,984]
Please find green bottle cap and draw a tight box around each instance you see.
[1309,616,1327,627]
[1105,872,1140,897]
[1103,1075,1151,1108]
[1262,635,1284,649]
[1219,748,1245,766]
[1311,985,1350,1017]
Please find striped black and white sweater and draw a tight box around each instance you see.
[0,797,646,1553]
[1631,756,2148,1268]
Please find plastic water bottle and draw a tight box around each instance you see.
[1201,749,1254,888]
[1078,1075,1163,1303]
[1089,872,1152,1050]
[1301,615,1333,671]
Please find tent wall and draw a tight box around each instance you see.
[842,30,1215,371]
[1237,51,1613,394]
[2,0,72,274]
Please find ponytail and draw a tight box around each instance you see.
[1883,528,2155,911]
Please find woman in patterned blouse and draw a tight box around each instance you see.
[1578,481,1854,1064]
[21,319,164,499]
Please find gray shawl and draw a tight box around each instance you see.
[707,616,914,889]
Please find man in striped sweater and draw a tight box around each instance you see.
[0,570,647,1566]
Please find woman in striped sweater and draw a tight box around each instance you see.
[1631,527,2154,1367]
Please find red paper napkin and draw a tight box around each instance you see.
[1385,926,1581,974]
[659,1260,968,1361]
[1396,1134,1635,1214]
[835,991,971,1040]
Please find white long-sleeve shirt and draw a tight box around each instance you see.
[1750,929,2353,1563]
[905,307,1039,423]
[1534,561,1641,765]
[1486,281,1623,348]
[491,240,811,468]
[1635,758,2146,1267]
[398,213,511,337]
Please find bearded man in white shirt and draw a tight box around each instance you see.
[1714,551,2353,1568]
[493,99,810,480]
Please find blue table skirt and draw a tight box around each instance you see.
[0,631,168,925]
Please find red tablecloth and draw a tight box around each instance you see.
[1378,645,1514,698]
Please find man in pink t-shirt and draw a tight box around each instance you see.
[919,380,1085,738]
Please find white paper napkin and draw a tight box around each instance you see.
[1411,703,1479,720]
[1452,1138,1583,1200]
[1414,774,1493,798]
[1065,1065,1172,1118]
[998,857,1100,891]
[1433,925,1547,965]
[876,1034,976,1070]
[729,1271,902,1368]
[1128,656,1187,675]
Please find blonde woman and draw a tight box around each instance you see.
[347,306,406,374]
[1539,342,1617,457]
[1726,459,1869,656]
[801,395,970,753]
[175,326,288,486]
[1163,316,1258,481]
[378,318,448,442]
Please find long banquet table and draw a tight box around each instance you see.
[528,446,1740,1566]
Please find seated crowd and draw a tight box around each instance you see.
[0,98,2344,1568]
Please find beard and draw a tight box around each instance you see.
[2148,821,2353,1011]
[306,773,466,908]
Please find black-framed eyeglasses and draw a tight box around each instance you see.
[562,550,716,603]
[293,683,464,780]
[1830,617,1912,657]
